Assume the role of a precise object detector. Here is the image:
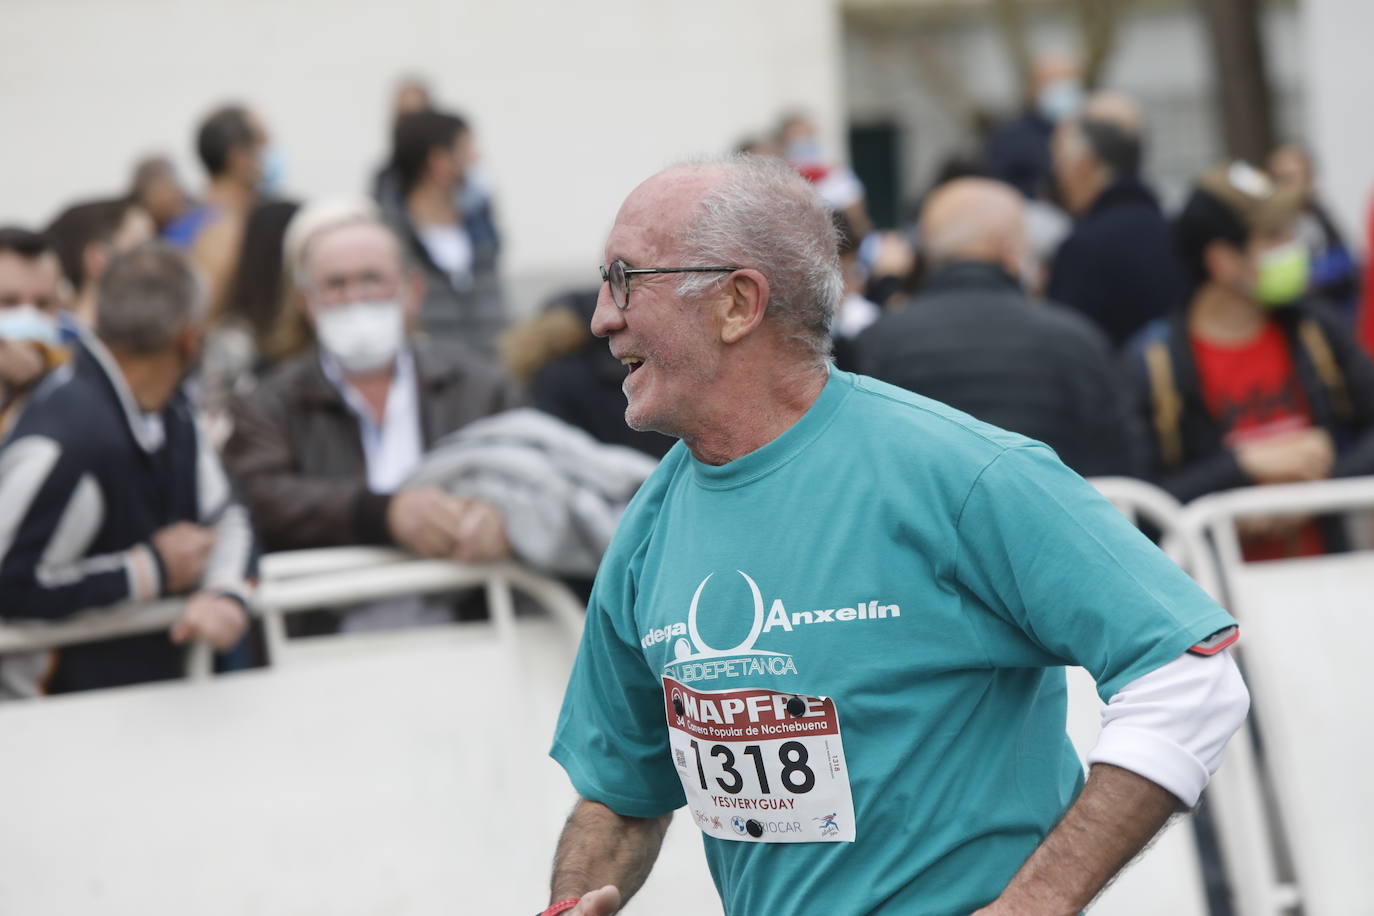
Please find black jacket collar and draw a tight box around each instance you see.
[917,261,1023,298]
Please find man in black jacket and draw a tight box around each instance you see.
[1124,162,1374,559]
[1048,93,1186,348]
[854,177,1137,478]
[0,244,254,696]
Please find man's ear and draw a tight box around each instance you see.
[719,269,770,345]
[176,320,205,363]
[82,241,108,292]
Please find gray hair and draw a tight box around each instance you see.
[96,242,206,354]
[284,197,394,290]
[674,155,842,363]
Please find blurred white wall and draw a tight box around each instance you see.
[1302,0,1374,255]
[0,0,843,313]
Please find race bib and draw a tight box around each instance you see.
[663,676,856,843]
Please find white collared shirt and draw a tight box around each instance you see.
[320,347,424,492]
[320,347,447,633]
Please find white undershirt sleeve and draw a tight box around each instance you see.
[1085,650,1250,807]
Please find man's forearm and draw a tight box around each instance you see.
[978,763,1180,915]
[549,798,672,904]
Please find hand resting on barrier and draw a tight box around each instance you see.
[386,484,511,564]
[169,591,248,651]
[1234,427,1334,485]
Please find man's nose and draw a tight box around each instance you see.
[589,284,625,339]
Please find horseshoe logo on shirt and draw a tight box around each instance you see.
[687,570,765,656]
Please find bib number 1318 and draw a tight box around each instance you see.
[688,739,816,795]
[663,676,856,844]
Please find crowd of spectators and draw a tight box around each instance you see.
[1,67,1372,696]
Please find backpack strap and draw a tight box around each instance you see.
[1296,318,1354,423]
[1144,339,1184,469]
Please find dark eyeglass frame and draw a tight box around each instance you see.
[599,258,741,310]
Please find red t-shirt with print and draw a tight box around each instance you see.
[1192,321,1325,560]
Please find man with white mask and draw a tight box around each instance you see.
[224,201,522,632]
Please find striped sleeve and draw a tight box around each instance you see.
[0,436,155,620]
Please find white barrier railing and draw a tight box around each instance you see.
[7,478,1372,914]
[1177,477,1374,916]
[0,550,587,681]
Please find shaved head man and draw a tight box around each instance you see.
[855,175,1137,477]
[543,158,1247,916]
[920,178,1028,278]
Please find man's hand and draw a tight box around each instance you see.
[449,497,510,563]
[568,885,621,916]
[170,591,249,651]
[151,521,217,594]
[388,486,459,558]
[1235,428,1334,484]
[388,486,510,563]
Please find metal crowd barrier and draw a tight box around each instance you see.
[0,549,587,680]
[1174,477,1374,916]
[5,479,1372,914]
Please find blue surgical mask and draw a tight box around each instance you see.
[786,138,825,164]
[1037,79,1085,124]
[259,147,287,196]
[0,304,60,345]
[459,165,493,211]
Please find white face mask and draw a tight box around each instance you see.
[0,304,60,345]
[314,299,405,374]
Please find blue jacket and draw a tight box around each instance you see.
[1049,176,1187,349]
[983,110,1054,199]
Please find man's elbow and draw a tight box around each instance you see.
[1088,650,1251,808]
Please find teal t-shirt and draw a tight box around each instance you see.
[550,369,1235,915]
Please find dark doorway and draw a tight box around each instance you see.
[848,121,902,229]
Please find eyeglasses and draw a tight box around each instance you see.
[599,258,741,310]
[313,268,402,306]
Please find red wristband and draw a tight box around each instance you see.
[541,899,579,916]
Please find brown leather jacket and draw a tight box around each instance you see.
[223,339,523,552]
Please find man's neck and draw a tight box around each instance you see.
[108,350,178,412]
[204,177,255,215]
[681,362,829,466]
[1189,282,1267,345]
[344,363,396,424]
[406,181,459,228]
